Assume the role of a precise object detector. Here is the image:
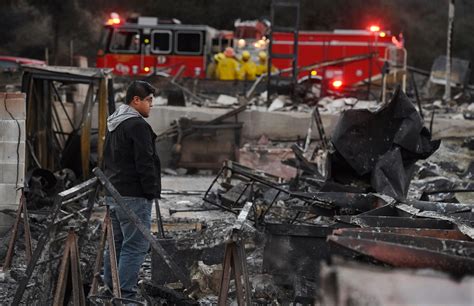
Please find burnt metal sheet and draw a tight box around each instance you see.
[406,199,474,215]
[358,203,413,217]
[334,215,454,229]
[327,235,474,275]
[332,230,474,258]
[333,227,471,241]
[397,204,474,239]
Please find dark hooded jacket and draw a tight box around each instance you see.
[103,104,161,200]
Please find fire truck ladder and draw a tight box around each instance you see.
[267,0,300,106]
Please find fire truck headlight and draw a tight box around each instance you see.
[310,70,317,76]
[379,32,386,38]
[238,39,246,49]
[144,67,150,72]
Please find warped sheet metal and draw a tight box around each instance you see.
[403,200,474,220]
[327,235,474,275]
[334,215,454,229]
[332,230,474,258]
[397,204,474,239]
[334,227,471,241]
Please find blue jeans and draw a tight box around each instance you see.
[103,196,152,299]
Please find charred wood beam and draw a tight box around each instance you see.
[58,177,98,201]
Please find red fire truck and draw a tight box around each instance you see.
[271,28,401,90]
[96,14,404,91]
[96,13,227,78]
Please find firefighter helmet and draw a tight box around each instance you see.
[258,51,267,61]
[242,51,251,61]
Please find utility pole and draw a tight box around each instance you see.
[444,0,455,102]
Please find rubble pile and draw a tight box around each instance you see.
[0,84,472,305]
[188,88,474,303]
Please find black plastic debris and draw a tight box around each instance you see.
[330,87,440,200]
[371,147,416,201]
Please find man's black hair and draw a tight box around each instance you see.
[125,80,156,104]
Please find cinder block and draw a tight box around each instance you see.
[0,141,26,163]
[0,120,26,142]
[0,162,25,184]
[6,92,26,99]
[0,183,21,206]
[0,98,26,120]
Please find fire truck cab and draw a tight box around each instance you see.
[96,14,220,78]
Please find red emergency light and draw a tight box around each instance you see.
[106,12,121,25]
[369,25,380,32]
[332,80,343,89]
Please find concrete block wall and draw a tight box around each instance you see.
[145,106,474,141]
[0,92,26,234]
[146,105,340,141]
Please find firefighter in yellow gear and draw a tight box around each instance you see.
[255,51,278,76]
[216,47,239,81]
[206,52,224,79]
[238,51,257,81]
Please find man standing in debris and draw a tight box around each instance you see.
[103,80,161,300]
